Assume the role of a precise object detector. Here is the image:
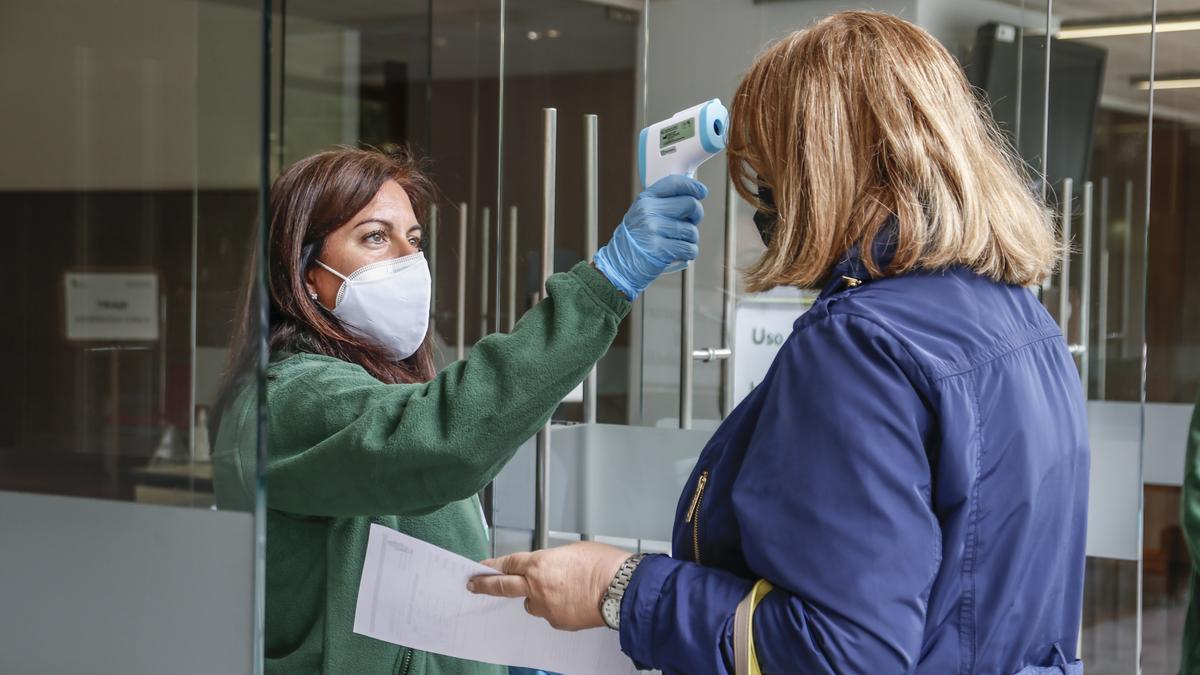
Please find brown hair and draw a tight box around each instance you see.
[214,146,437,432]
[728,10,1058,292]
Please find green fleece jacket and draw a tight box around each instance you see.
[1183,391,1200,675]
[212,262,630,674]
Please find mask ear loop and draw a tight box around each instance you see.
[308,259,350,311]
[314,259,350,282]
[300,240,345,311]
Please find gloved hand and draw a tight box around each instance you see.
[594,175,708,300]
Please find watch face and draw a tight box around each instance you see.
[602,596,621,629]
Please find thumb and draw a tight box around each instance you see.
[468,573,531,598]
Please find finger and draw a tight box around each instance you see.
[648,196,704,223]
[483,552,533,575]
[467,573,531,598]
[644,175,709,200]
[659,239,700,263]
[653,219,700,244]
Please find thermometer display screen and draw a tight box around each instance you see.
[659,118,695,150]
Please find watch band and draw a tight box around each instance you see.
[601,553,647,630]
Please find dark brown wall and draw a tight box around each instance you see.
[1145,120,1200,403]
[425,69,638,348]
[0,189,258,499]
[1088,109,1200,403]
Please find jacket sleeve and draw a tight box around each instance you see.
[262,262,629,518]
[1183,390,1200,568]
[619,313,939,674]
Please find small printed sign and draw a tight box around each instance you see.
[64,272,160,341]
[731,300,810,406]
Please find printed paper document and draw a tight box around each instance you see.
[354,523,638,675]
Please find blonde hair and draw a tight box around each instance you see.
[728,10,1057,292]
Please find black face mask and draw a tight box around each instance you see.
[752,183,778,247]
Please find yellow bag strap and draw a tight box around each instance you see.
[733,579,774,675]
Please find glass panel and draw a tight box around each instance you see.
[427,0,501,366]
[0,0,267,670]
[489,0,645,552]
[497,0,643,421]
[0,0,266,510]
[271,0,505,364]
[493,424,714,539]
[1043,1,1156,672]
[1139,3,1199,673]
[632,0,1152,669]
[636,0,1065,426]
[274,0,501,368]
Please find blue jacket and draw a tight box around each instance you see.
[619,242,1090,674]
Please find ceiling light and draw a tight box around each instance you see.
[527,31,541,41]
[1131,73,1200,90]
[546,29,561,39]
[1058,12,1200,39]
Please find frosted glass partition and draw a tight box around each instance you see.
[1086,401,1144,561]
[493,423,715,541]
[0,491,254,675]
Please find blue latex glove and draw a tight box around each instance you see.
[594,175,708,300]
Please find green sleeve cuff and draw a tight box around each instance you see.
[565,261,632,319]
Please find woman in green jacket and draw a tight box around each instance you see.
[211,146,707,674]
[1183,391,1200,674]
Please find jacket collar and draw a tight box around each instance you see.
[818,217,899,299]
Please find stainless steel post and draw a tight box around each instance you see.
[583,114,599,425]
[480,205,491,337]
[1058,179,1073,340]
[1079,181,1093,396]
[1040,0,1053,204]
[682,175,736,420]
[534,108,557,551]
[428,204,438,322]
[541,110,557,296]
[507,206,518,333]
[579,115,601,542]
[1121,179,1133,353]
[1097,177,1110,400]
[680,264,695,430]
[457,202,468,361]
[721,173,737,418]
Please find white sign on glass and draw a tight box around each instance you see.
[731,299,810,407]
[64,272,160,341]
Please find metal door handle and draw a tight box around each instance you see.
[693,348,732,362]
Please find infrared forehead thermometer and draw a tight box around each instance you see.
[638,98,729,188]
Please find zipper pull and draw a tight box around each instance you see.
[685,471,709,524]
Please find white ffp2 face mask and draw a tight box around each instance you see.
[316,252,431,361]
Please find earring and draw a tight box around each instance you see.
[310,292,318,300]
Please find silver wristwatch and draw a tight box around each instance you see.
[601,553,647,630]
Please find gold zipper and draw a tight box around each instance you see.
[684,470,709,563]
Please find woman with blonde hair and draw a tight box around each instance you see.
[471,11,1089,675]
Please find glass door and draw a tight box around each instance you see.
[0,0,269,671]
[1040,2,1160,672]
[488,0,656,553]
[274,0,501,367]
